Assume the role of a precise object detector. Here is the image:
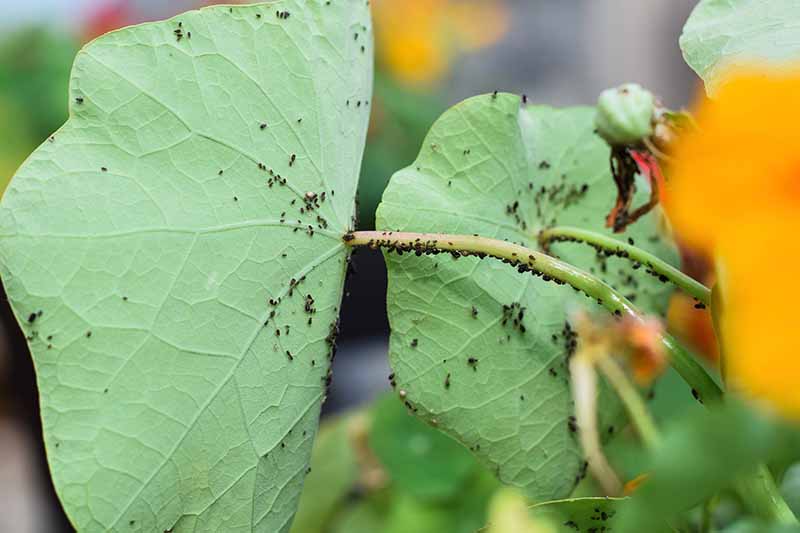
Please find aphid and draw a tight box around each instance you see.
[101,167,107,172]
[75,97,84,104]
[290,154,296,166]
[86,331,92,338]
[286,350,294,361]
[410,338,418,348]
[467,357,478,370]
[444,372,451,389]
[567,415,578,433]
[492,90,498,99]
[27,313,37,324]
[260,123,267,130]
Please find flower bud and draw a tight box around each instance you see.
[595,83,656,146]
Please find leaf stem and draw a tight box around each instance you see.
[596,356,660,450]
[344,230,722,404]
[571,355,624,495]
[539,226,710,306]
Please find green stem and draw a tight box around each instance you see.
[596,356,660,450]
[736,464,798,524]
[344,230,721,404]
[539,226,710,306]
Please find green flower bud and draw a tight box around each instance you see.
[595,83,656,146]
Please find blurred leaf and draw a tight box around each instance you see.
[383,493,452,533]
[616,403,800,532]
[331,497,389,533]
[376,93,677,501]
[781,464,800,517]
[0,2,372,530]
[528,497,633,533]
[369,393,476,501]
[680,0,800,94]
[486,488,557,533]
[0,27,77,136]
[722,520,800,533]
[290,414,363,533]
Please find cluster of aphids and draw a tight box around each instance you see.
[529,177,590,225]
[276,10,290,19]
[501,302,526,334]
[174,22,190,42]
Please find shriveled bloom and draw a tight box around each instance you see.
[665,68,800,419]
[372,0,509,86]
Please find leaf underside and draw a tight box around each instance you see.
[376,94,678,501]
[0,2,371,531]
[680,0,800,93]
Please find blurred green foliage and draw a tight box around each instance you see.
[0,27,77,189]
[291,394,499,533]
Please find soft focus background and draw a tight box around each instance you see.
[0,1,702,530]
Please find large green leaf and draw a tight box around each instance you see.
[376,93,678,501]
[0,2,371,531]
[680,0,800,93]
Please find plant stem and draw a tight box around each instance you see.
[344,230,721,404]
[736,464,798,524]
[571,354,623,495]
[539,226,710,306]
[596,356,660,449]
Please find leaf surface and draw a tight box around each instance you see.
[376,93,678,500]
[0,2,371,531]
[680,0,800,93]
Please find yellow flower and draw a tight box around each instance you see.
[372,0,509,87]
[665,68,800,419]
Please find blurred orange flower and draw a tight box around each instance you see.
[665,68,800,419]
[372,0,509,86]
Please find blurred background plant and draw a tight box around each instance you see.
[0,1,767,532]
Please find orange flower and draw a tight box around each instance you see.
[665,68,800,419]
[372,0,509,87]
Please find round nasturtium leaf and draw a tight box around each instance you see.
[0,2,371,531]
[376,93,678,501]
[680,0,800,94]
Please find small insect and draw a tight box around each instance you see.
[467,357,478,370]
[75,97,84,104]
[410,338,418,348]
[444,373,451,389]
[260,123,267,130]
[289,154,296,166]
[101,167,107,172]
